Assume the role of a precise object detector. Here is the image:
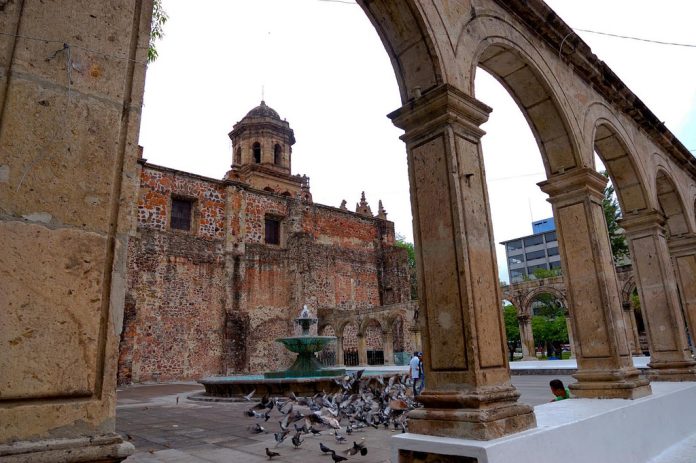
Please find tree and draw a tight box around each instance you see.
[503,305,520,343]
[394,234,418,300]
[601,171,630,263]
[148,0,168,63]
[531,267,562,280]
[529,294,567,358]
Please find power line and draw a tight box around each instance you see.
[574,28,696,48]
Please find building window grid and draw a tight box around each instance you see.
[506,227,562,282]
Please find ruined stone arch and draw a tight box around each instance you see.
[358,0,446,102]
[522,287,567,316]
[621,276,637,307]
[589,112,651,214]
[359,317,383,337]
[468,26,583,176]
[655,168,692,236]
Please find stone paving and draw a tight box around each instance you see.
[116,375,572,462]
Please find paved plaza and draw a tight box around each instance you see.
[116,375,572,463]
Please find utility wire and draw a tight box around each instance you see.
[574,28,696,48]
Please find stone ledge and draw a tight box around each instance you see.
[392,382,696,463]
[0,433,134,463]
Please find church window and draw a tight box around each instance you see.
[253,142,261,163]
[274,144,282,165]
[171,197,193,231]
[265,216,281,245]
[235,147,242,165]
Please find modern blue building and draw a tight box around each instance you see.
[501,217,560,283]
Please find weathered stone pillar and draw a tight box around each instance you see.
[620,211,696,380]
[518,315,537,361]
[389,84,535,440]
[668,234,696,354]
[335,336,345,367]
[539,169,651,399]
[383,331,395,365]
[565,316,575,359]
[0,0,151,460]
[357,334,368,366]
[622,301,643,356]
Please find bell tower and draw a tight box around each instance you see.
[228,101,295,174]
[226,101,304,196]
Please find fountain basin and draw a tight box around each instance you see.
[264,335,345,378]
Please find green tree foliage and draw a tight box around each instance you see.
[394,234,418,300]
[530,294,568,357]
[148,0,168,63]
[601,171,630,263]
[531,267,562,280]
[503,305,520,343]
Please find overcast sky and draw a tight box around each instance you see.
[138,0,696,283]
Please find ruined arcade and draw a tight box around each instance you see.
[2,0,696,462]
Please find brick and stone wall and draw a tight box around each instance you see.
[119,163,413,382]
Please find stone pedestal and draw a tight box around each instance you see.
[518,315,537,361]
[389,84,535,440]
[539,169,650,399]
[668,234,696,355]
[620,211,696,381]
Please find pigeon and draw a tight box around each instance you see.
[345,440,368,456]
[334,431,347,443]
[274,429,290,447]
[265,447,280,459]
[319,442,334,454]
[244,389,256,401]
[291,431,304,448]
[330,452,349,463]
[251,423,265,434]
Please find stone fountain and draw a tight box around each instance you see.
[194,305,355,399]
[264,305,345,378]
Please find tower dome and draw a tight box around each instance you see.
[244,100,280,120]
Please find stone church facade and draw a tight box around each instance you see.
[118,102,417,384]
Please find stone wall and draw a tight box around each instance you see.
[120,163,412,381]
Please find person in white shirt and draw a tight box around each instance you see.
[409,351,423,396]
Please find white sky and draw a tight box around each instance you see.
[138,0,696,283]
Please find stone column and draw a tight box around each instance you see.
[565,317,575,359]
[357,334,368,366]
[518,315,537,361]
[622,301,643,356]
[668,234,696,354]
[539,169,651,399]
[389,84,535,440]
[383,331,395,365]
[335,336,345,367]
[620,211,696,380]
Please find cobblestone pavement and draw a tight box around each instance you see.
[117,375,572,462]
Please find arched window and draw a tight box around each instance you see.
[252,142,261,163]
[274,144,282,165]
[234,147,242,165]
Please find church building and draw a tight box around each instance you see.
[118,102,418,384]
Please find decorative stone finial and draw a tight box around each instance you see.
[356,191,373,217]
[340,200,348,210]
[377,200,387,220]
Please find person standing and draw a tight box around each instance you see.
[409,351,421,396]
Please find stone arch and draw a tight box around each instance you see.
[341,322,359,351]
[655,168,691,236]
[621,276,637,307]
[318,324,337,367]
[591,116,650,213]
[364,319,384,351]
[471,36,582,177]
[390,314,406,354]
[522,287,567,316]
[357,0,445,102]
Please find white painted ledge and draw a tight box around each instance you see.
[392,382,696,463]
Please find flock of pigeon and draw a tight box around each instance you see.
[241,370,420,460]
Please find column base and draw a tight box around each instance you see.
[407,387,536,440]
[0,433,134,462]
[570,368,652,399]
[646,359,696,381]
